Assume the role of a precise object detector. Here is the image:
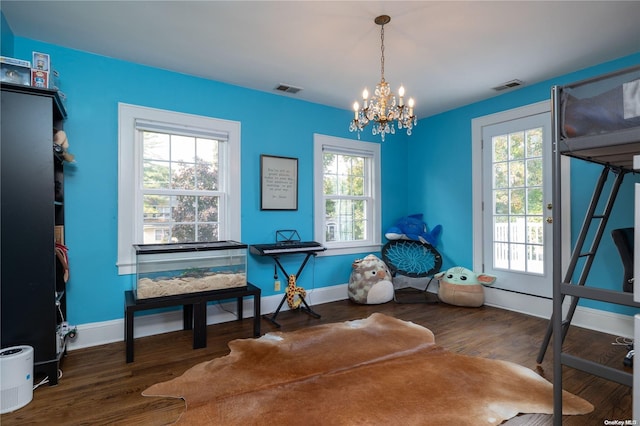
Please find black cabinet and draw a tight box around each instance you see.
[1,82,68,385]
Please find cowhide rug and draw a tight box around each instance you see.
[143,313,592,425]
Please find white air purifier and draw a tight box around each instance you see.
[0,345,34,414]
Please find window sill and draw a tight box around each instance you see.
[118,261,135,276]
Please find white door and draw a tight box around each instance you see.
[481,111,552,297]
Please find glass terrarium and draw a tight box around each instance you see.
[133,241,248,301]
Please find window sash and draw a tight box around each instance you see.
[321,144,374,158]
[322,151,374,244]
[136,128,227,245]
[141,190,227,240]
[135,118,229,141]
[313,134,381,255]
[323,196,371,243]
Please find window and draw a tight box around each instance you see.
[118,104,241,274]
[489,126,545,274]
[141,131,221,244]
[313,134,381,255]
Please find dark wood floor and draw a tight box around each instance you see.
[1,298,635,425]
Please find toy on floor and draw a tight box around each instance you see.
[385,213,442,246]
[286,274,306,309]
[348,254,394,304]
[433,266,496,307]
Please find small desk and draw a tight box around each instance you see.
[124,283,261,363]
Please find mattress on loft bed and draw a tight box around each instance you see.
[558,66,640,170]
[562,76,640,138]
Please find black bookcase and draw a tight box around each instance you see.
[1,82,68,385]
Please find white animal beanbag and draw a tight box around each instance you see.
[348,254,394,304]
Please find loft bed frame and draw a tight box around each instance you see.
[538,64,640,424]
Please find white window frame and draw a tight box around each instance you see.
[117,103,241,275]
[313,134,381,256]
[471,101,571,280]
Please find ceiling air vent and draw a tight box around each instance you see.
[274,84,302,94]
[492,79,524,91]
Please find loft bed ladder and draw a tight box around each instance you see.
[547,163,638,426]
[537,164,628,364]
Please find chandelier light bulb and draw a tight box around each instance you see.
[353,101,359,119]
[362,88,369,108]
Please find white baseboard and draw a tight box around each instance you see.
[67,284,349,351]
[67,283,633,351]
[484,287,635,338]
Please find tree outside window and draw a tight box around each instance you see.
[322,153,368,242]
[142,131,221,244]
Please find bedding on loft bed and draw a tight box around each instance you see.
[562,78,640,138]
[555,65,640,170]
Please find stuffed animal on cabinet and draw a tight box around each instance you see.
[53,129,75,162]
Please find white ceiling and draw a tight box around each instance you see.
[2,1,640,118]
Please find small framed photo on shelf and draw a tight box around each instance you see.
[260,154,298,210]
[32,51,50,72]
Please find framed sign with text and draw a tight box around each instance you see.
[260,155,298,210]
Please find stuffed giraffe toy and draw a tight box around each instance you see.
[286,274,306,309]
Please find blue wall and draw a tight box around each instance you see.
[3,16,639,324]
[408,53,640,314]
[4,35,410,325]
[0,12,13,56]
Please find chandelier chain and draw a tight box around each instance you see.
[380,23,385,81]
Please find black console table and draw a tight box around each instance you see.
[124,283,261,362]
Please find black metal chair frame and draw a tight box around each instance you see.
[381,239,443,303]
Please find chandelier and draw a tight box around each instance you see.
[349,15,416,142]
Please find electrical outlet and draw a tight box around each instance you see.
[274,280,281,291]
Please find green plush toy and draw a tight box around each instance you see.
[433,266,496,307]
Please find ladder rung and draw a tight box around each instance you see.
[578,251,595,258]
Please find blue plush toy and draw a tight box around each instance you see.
[385,213,442,246]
